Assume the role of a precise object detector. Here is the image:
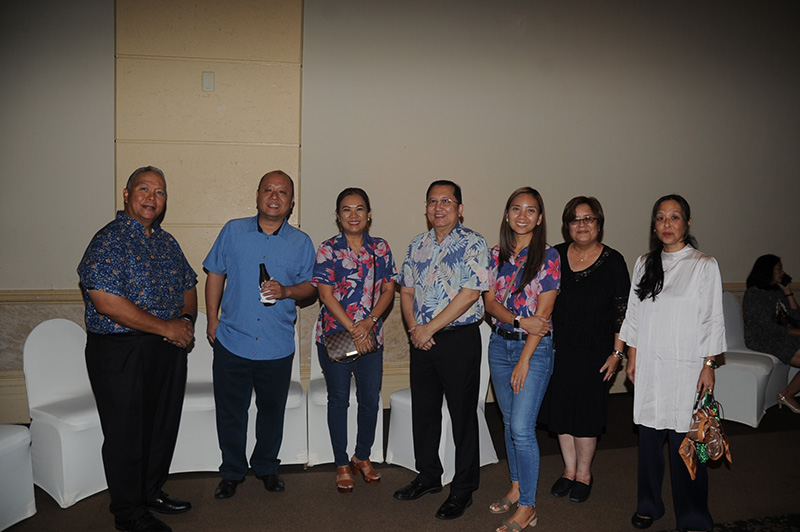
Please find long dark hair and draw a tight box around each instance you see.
[746,254,781,290]
[635,194,698,301]
[498,187,547,294]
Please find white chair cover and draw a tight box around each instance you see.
[169,311,219,473]
[715,291,784,427]
[0,425,36,530]
[385,321,498,485]
[306,329,384,466]
[22,318,107,508]
[170,313,307,472]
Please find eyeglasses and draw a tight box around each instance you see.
[569,216,598,226]
[425,198,457,207]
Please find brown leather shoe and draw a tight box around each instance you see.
[350,456,381,484]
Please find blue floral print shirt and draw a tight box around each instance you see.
[77,211,197,334]
[488,244,561,332]
[312,233,397,345]
[400,223,489,327]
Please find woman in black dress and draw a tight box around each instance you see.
[539,196,629,503]
[742,254,800,413]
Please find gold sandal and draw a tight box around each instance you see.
[350,456,381,484]
[336,465,354,493]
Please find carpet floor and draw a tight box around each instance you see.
[9,393,800,532]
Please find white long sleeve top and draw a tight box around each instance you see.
[619,245,727,432]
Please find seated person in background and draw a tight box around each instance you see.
[742,254,800,413]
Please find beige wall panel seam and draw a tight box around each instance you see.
[116,139,300,147]
[117,54,300,67]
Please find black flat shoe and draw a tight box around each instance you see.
[114,512,172,532]
[147,491,191,514]
[570,476,593,503]
[435,494,473,520]
[393,479,443,501]
[214,477,245,499]
[550,476,574,498]
[631,513,654,529]
[257,473,285,492]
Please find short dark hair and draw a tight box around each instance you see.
[561,196,605,243]
[746,254,781,289]
[126,166,165,190]
[258,170,294,197]
[426,180,462,204]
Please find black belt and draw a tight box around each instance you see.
[88,330,157,338]
[491,324,550,341]
[434,321,479,337]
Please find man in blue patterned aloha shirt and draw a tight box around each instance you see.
[78,166,197,532]
[393,180,489,521]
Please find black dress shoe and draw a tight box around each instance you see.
[147,491,192,514]
[257,473,285,492]
[114,512,172,532]
[214,477,245,499]
[435,494,473,520]
[631,513,655,529]
[392,479,443,501]
[550,476,574,498]
[570,476,593,503]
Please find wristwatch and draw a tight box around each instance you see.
[704,359,718,370]
[180,313,195,324]
[512,315,520,329]
[369,314,379,324]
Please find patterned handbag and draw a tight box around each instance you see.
[679,391,732,480]
[324,329,378,364]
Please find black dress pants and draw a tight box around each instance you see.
[86,332,187,520]
[637,425,714,532]
[410,323,481,497]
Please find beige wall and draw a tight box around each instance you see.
[0,1,114,290]
[115,0,304,308]
[301,0,800,282]
[2,1,799,422]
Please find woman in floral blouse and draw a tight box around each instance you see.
[311,187,397,493]
[483,187,560,532]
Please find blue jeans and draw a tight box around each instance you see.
[489,333,554,507]
[317,342,383,466]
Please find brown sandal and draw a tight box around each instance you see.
[350,456,381,484]
[489,496,517,514]
[336,465,354,493]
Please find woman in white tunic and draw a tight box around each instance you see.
[620,194,725,532]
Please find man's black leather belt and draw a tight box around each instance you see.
[435,321,479,336]
[89,330,155,338]
[491,324,550,341]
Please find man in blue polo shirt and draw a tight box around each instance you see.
[204,170,316,499]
